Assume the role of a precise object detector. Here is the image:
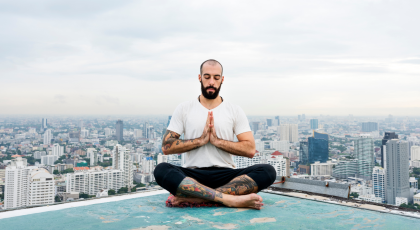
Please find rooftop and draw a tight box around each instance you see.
[1,189,420,229]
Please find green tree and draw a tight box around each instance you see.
[55,195,61,202]
[350,192,359,198]
[131,187,136,192]
[62,168,74,174]
[53,170,59,175]
[79,193,89,199]
[108,189,116,195]
[118,187,128,194]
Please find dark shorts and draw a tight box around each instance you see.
[154,162,277,195]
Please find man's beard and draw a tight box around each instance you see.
[201,81,222,100]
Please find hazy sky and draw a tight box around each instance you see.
[1,0,419,116]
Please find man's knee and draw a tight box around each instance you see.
[262,164,277,184]
[154,162,172,184]
[249,164,277,189]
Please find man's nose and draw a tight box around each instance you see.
[208,77,215,85]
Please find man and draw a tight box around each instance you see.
[154,59,276,210]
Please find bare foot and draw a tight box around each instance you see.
[172,196,210,206]
[226,193,264,210]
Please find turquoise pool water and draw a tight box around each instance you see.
[1,192,419,229]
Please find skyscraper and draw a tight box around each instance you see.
[116,120,123,142]
[310,119,318,129]
[79,120,84,129]
[381,132,398,168]
[385,139,410,205]
[278,125,289,141]
[354,135,374,180]
[308,131,328,163]
[373,166,386,203]
[43,129,52,145]
[52,143,64,157]
[41,118,47,131]
[143,122,149,138]
[251,122,260,134]
[289,124,298,143]
[299,141,309,165]
[274,116,280,126]
[266,119,273,127]
[361,122,378,132]
[112,144,133,188]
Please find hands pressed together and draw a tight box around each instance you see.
[199,111,221,147]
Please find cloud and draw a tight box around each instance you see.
[54,95,66,104]
[0,0,419,115]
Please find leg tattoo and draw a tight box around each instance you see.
[216,175,258,195]
[176,177,224,203]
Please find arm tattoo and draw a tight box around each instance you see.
[216,175,258,195]
[162,130,180,150]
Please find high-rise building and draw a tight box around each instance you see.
[311,161,336,176]
[385,139,410,205]
[4,157,54,209]
[116,120,123,142]
[381,132,398,168]
[310,119,318,130]
[278,124,289,141]
[332,159,358,179]
[79,120,84,129]
[66,168,123,195]
[251,122,260,134]
[289,124,298,143]
[361,122,378,132]
[104,128,111,137]
[157,154,168,164]
[69,131,80,143]
[87,148,98,166]
[143,122,150,138]
[43,129,52,145]
[271,140,290,152]
[41,155,58,165]
[112,144,133,188]
[41,118,47,131]
[266,119,273,127]
[81,129,89,138]
[308,132,328,163]
[372,167,386,203]
[52,143,64,157]
[274,116,280,126]
[354,135,374,180]
[411,146,420,161]
[134,129,143,138]
[142,157,156,174]
[299,141,309,165]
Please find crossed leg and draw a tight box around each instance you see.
[172,175,263,209]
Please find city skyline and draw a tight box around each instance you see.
[1,1,420,116]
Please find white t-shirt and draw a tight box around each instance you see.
[167,99,251,169]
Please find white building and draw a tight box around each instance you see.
[34,151,46,159]
[112,144,133,188]
[414,193,420,205]
[81,129,89,138]
[411,160,420,167]
[87,148,98,166]
[104,128,112,137]
[411,146,420,161]
[157,154,168,164]
[66,168,123,196]
[271,140,289,153]
[311,161,336,176]
[289,124,298,143]
[4,157,54,209]
[395,197,408,206]
[43,129,52,145]
[372,166,386,203]
[142,157,156,175]
[278,125,289,141]
[358,194,382,203]
[267,153,289,177]
[134,129,143,138]
[52,143,64,157]
[409,177,418,190]
[234,154,262,169]
[41,155,58,166]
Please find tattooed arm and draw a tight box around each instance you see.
[161,111,212,155]
[208,112,256,158]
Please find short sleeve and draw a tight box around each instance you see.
[167,104,184,135]
[233,105,251,135]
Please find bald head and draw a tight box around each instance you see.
[200,59,223,76]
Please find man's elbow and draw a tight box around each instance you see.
[162,147,170,155]
[247,149,256,158]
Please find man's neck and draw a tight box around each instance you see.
[199,95,223,110]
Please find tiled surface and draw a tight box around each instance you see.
[1,192,419,229]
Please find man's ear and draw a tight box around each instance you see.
[198,74,202,82]
[221,76,224,84]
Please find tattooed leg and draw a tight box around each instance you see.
[176,177,263,210]
[216,175,258,195]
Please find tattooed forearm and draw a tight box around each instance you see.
[216,175,258,195]
[176,177,224,202]
[161,130,203,154]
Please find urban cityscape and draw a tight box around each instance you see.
[1,114,419,210]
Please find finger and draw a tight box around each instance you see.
[206,112,211,124]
